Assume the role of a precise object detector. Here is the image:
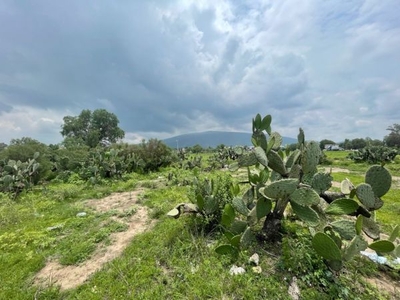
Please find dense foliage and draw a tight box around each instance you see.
[169,113,400,272]
[0,109,399,299]
[60,109,125,148]
[347,146,398,164]
[385,124,400,148]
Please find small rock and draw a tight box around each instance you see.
[76,212,87,217]
[249,253,260,266]
[47,224,63,231]
[288,276,300,300]
[252,266,262,274]
[229,265,246,275]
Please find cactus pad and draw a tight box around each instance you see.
[270,132,282,150]
[368,240,395,253]
[290,187,321,206]
[256,197,272,220]
[311,172,333,194]
[362,216,380,240]
[240,227,255,247]
[290,201,319,226]
[167,207,180,218]
[324,226,342,249]
[267,150,287,176]
[232,197,250,216]
[242,187,255,206]
[312,232,342,261]
[388,225,399,242]
[340,178,354,194]
[221,204,235,227]
[301,141,321,174]
[229,220,247,235]
[252,131,268,149]
[238,152,258,167]
[344,235,368,261]
[298,128,305,145]
[371,196,384,210]
[247,207,258,225]
[301,172,315,185]
[204,195,218,215]
[365,165,392,197]
[254,146,269,167]
[355,215,363,235]
[288,164,302,179]
[325,198,359,215]
[331,220,356,240]
[215,244,237,255]
[355,183,375,210]
[260,179,298,199]
[285,149,301,169]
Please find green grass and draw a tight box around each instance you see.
[377,189,400,232]
[63,220,287,299]
[0,160,399,299]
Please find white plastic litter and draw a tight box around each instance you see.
[360,251,388,264]
[360,250,400,269]
[229,265,246,275]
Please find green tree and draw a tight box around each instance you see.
[350,138,366,149]
[339,139,352,150]
[365,137,383,147]
[191,144,203,153]
[133,139,175,172]
[61,109,125,148]
[319,139,336,150]
[0,137,52,181]
[384,124,400,147]
[0,142,7,152]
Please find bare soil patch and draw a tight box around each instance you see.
[323,167,351,173]
[366,274,400,300]
[34,189,154,290]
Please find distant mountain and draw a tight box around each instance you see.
[163,131,297,148]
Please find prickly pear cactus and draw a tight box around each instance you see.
[365,165,392,197]
[267,150,287,176]
[259,179,298,199]
[301,141,321,174]
[168,113,398,271]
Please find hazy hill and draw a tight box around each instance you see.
[163,131,297,148]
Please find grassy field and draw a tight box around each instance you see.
[0,151,399,299]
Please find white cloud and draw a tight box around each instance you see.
[0,0,399,144]
[0,106,66,144]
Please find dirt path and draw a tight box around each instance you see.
[34,189,154,290]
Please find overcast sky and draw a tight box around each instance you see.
[0,0,399,145]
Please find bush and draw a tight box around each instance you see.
[0,137,52,182]
[347,146,398,164]
[194,174,234,232]
[133,139,176,172]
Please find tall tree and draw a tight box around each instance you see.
[319,139,336,150]
[350,138,367,149]
[61,109,125,148]
[385,123,400,147]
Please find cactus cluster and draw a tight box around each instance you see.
[347,146,397,164]
[167,175,234,231]
[0,152,40,198]
[80,148,144,183]
[168,113,399,270]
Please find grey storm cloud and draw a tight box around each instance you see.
[0,0,399,144]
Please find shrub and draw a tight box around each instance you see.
[347,146,398,164]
